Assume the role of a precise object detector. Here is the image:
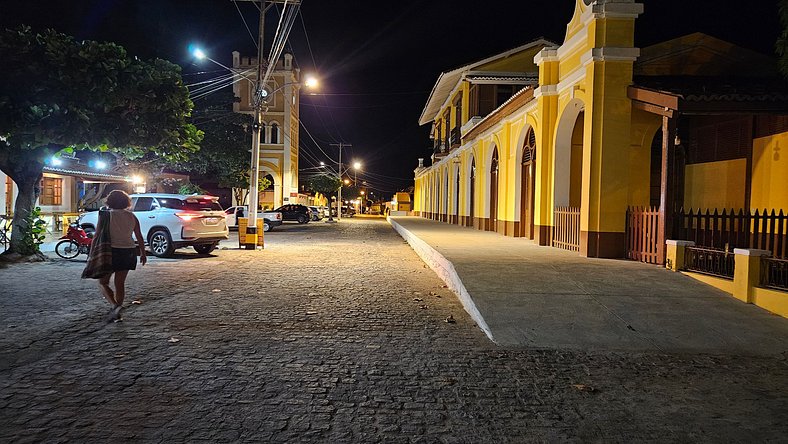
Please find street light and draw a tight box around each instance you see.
[353,161,361,186]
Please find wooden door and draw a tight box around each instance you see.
[520,129,536,238]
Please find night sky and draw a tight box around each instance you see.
[1,0,781,198]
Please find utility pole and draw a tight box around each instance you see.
[243,0,267,249]
[330,142,350,221]
[238,0,299,248]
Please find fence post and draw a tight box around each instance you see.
[732,248,771,303]
[665,240,695,271]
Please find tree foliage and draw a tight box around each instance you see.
[172,89,251,178]
[0,26,202,255]
[308,174,342,198]
[777,0,788,78]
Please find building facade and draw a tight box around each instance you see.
[1,157,130,236]
[232,51,302,210]
[414,0,788,264]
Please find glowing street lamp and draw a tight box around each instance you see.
[130,175,145,193]
[352,161,361,186]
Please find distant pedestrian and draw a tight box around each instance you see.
[96,190,147,321]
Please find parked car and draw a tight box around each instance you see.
[307,206,323,221]
[274,204,311,224]
[79,193,229,257]
[224,206,283,232]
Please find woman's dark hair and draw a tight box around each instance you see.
[106,190,132,210]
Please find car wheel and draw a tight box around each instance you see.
[297,215,307,224]
[263,221,272,232]
[193,243,217,255]
[149,230,175,258]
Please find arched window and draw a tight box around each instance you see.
[270,123,280,144]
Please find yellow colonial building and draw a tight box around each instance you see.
[232,51,302,209]
[414,0,788,270]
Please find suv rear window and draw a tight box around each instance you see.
[158,198,222,211]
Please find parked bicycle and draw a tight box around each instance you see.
[54,220,93,259]
[0,215,11,251]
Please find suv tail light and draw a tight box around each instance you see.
[176,212,202,221]
[276,213,282,220]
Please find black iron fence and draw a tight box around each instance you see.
[683,246,735,279]
[675,208,787,259]
[760,257,788,291]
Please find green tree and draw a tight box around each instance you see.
[178,182,207,195]
[308,174,341,220]
[0,26,201,255]
[778,0,788,77]
[219,171,271,206]
[308,174,341,198]
[172,89,253,190]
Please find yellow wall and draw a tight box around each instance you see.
[683,159,746,210]
[751,131,788,212]
[628,111,661,207]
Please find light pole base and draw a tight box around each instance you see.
[242,225,260,250]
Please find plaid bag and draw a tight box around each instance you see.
[81,209,113,279]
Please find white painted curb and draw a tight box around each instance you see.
[388,217,495,343]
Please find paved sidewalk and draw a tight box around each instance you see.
[389,216,788,354]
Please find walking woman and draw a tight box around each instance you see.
[96,190,147,321]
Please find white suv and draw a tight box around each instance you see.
[79,193,229,257]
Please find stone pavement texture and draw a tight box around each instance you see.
[389,216,788,354]
[1,217,787,442]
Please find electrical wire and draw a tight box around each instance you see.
[186,72,235,89]
[232,0,259,49]
[298,120,337,163]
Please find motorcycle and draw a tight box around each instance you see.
[55,220,93,259]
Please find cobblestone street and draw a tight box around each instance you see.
[1,217,787,442]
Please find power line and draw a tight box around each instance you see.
[232,0,259,49]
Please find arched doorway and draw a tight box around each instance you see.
[520,128,536,239]
[489,146,499,232]
[435,171,441,221]
[469,157,476,228]
[443,169,449,222]
[260,173,275,210]
[454,166,460,224]
[552,99,585,251]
